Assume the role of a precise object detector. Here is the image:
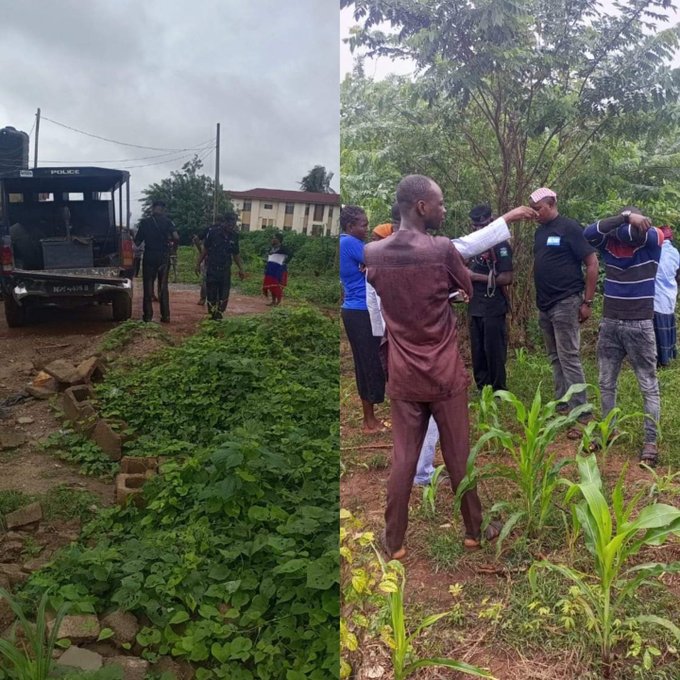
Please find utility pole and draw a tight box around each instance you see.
[213,123,220,222]
[33,108,41,168]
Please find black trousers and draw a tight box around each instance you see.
[469,314,508,391]
[142,251,170,322]
[341,308,385,404]
[206,266,231,319]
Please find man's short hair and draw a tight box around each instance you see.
[152,200,166,209]
[396,175,436,209]
[469,203,492,224]
[340,205,365,232]
[390,201,401,223]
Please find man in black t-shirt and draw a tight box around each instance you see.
[466,204,513,391]
[196,213,246,320]
[530,187,598,427]
[135,200,179,323]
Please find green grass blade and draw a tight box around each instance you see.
[404,657,496,678]
[634,615,680,641]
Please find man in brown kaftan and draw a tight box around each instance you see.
[364,175,536,558]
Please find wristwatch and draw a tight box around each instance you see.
[582,298,593,307]
[620,210,632,223]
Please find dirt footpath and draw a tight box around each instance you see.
[0,284,268,498]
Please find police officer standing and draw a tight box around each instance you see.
[467,204,513,391]
[135,200,179,323]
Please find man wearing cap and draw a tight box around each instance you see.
[466,204,513,391]
[584,209,663,467]
[530,188,598,432]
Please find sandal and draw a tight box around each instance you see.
[380,530,407,561]
[639,443,659,469]
[464,520,503,551]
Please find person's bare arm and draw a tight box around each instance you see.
[579,252,599,322]
[496,270,513,286]
[233,254,246,279]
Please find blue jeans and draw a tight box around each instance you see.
[414,416,440,485]
[538,294,588,409]
[597,318,660,444]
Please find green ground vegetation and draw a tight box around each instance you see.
[17,307,339,679]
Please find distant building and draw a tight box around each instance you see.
[227,188,340,236]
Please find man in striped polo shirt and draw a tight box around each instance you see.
[584,209,662,467]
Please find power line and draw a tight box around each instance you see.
[37,143,214,165]
[41,115,212,152]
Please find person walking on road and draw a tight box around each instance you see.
[196,213,246,320]
[134,200,179,323]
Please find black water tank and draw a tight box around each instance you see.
[0,126,30,176]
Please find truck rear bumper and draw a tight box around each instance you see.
[3,270,132,303]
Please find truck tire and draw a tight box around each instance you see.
[4,296,27,327]
[112,293,132,322]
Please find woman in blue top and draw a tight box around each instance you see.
[340,205,386,432]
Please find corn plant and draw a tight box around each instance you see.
[0,588,68,680]
[421,464,446,516]
[578,406,638,460]
[456,383,591,553]
[641,465,680,500]
[529,454,680,676]
[375,556,495,680]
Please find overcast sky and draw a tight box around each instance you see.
[0,0,339,221]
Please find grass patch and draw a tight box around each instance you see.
[39,430,118,479]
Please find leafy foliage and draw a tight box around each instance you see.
[22,308,339,679]
[299,165,336,193]
[140,157,235,244]
[530,454,680,674]
[456,384,591,553]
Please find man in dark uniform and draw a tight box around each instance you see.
[467,204,513,391]
[134,200,179,323]
[196,213,246,320]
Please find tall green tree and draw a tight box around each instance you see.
[140,156,234,244]
[342,0,680,334]
[300,165,336,193]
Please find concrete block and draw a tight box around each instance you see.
[62,385,98,435]
[0,564,28,587]
[43,359,78,385]
[101,610,139,646]
[115,474,146,507]
[92,420,124,462]
[5,502,42,530]
[56,646,103,671]
[26,382,59,399]
[105,656,149,680]
[49,614,100,643]
[119,456,158,475]
[0,432,26,450]
[72,357,105,384]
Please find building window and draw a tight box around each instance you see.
[313,204,324,221]
[264,203,273,210]
[261,218,275,229]
[302,226,308,235]
[283,225,292,231]
[241,223,250,232]
[328,207,334,218]
[325,228,331,237]
[304,205,310,216]
[285,203,295,214]
[243,201,252,211]
[311,224,323,237]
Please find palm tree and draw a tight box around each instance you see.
[299,165,335,193]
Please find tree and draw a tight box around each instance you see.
[342,0,680,334]
[140,156,234,244]
[300,165,336,193]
